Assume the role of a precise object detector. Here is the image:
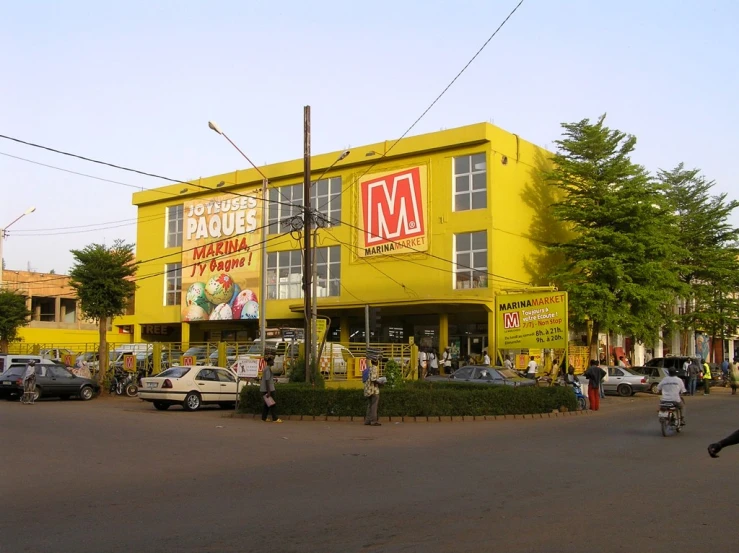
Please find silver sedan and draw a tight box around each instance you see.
[428,366,536,387]
[602,366,651,396]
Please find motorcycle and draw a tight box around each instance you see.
[571,379,587,411]
[658,400,683,437]
[109,369,138,397]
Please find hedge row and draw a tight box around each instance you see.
[239,382,577,417]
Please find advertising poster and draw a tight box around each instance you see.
[495,291,568,351]
[181,192,263,323]
[358,166,428,258]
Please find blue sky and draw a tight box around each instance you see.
[1,0,737,273]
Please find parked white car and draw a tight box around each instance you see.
[319,343,355,376]
[138,366,238,411]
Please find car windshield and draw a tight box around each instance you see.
[497,369,519,379]
[3,366,26,377]
[157,367,191,378]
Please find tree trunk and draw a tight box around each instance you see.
[98,316,108,385]
[589,321,600,362]
[0,338,8,354]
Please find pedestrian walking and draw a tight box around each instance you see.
[482,350,491,366]
[722,358,730,380]
[583,360,606,411]
[441,347,453,374]
[428,349,439,376]
[618,356,627,368]
[526,356,538,380]
[729,360,739,395]
[364,358,382,426]
[22,360,37,404]
[503,354,513,370]
[418,349,428,378]
[702,359,712,395]
[687,358,699,396]
[260,355,282,423]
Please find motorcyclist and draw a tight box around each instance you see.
[657,367,686,424]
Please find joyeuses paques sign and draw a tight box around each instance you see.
[180,193,263,322]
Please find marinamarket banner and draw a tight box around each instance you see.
[358,166,429,258]
[495,291,568,351]
[180,192,263,323]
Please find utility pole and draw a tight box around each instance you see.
[312,226,318,362]
[0,229,5,289]
[303,105,312,383]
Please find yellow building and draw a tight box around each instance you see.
[124,122,550,361]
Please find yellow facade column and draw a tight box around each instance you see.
[181,322,190,350]
[340,315,350,343]
[133,324,143,343]
[488,309,497,364]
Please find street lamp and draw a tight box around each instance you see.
[207,121,269,363]
[0,206,36,289]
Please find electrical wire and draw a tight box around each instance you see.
[316,0,526,213]
[0,134,302,212]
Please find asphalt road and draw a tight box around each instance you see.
[1,390,738,553]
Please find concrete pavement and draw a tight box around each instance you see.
[1,391,738,552]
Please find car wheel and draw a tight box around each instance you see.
[79,386,94,401]
[33,386,42,402]
[617,384,632,397]
[125,384,138,397]
[183,392,201,411]
[153,402,170,411]
[650,383,659,394]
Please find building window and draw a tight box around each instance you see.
[166,205,184,248]
[454,231,487,289]
[315,246,340,297]
[269,184,303,234]
[267,250,303,299]
[453,153,487,211]
[165,263,182,305]
[312,177,342,226]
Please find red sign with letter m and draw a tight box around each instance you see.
[503,312,520,329]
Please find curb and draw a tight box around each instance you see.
[226,410,594,422]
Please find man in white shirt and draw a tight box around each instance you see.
[482,350,491,366]
[527,356,538,379]
[503,355,513,370]
[22,360,37,405]
[441,348,453,374]
[657,368,687,424]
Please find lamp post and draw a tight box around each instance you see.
[310,150,350,362]
[0,206,36,289]
[208,121,269,360]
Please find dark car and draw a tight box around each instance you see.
[0,364,100,401]
[427,365,536,387]
[645,357,720,388]
[182,346,209,366]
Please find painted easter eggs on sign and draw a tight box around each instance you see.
[240,300,259,320]
[228,283,241,307]
[205,273,235,304]
[232,289,258,319]
[182,304,209,322]
[210,303,233,321]
[185,282,212,314]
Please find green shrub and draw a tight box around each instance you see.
[383,359,403,388]
[287,357,325,387]
[239,383,576,417]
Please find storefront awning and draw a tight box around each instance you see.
[288,297,494,316]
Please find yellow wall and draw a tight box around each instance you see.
[128,123,551,347]
[17,327,130,349]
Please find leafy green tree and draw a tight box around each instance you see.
[544,115,685,358]
[68,240,136,382]
[659,164,739,359]
[0,290,31,353]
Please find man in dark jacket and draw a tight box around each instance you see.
[687,358,700,396]
[583,360,606,411]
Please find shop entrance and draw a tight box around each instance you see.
[451,334,489,365]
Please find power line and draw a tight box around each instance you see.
[317,0,526,212]
[0,134,299,211]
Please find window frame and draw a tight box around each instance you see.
[453,153,487,212]
[165,204,184,248]
[164,262,182,306]
[315,245,341,298]
[267,250,304,300]
[453,231,488,290]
